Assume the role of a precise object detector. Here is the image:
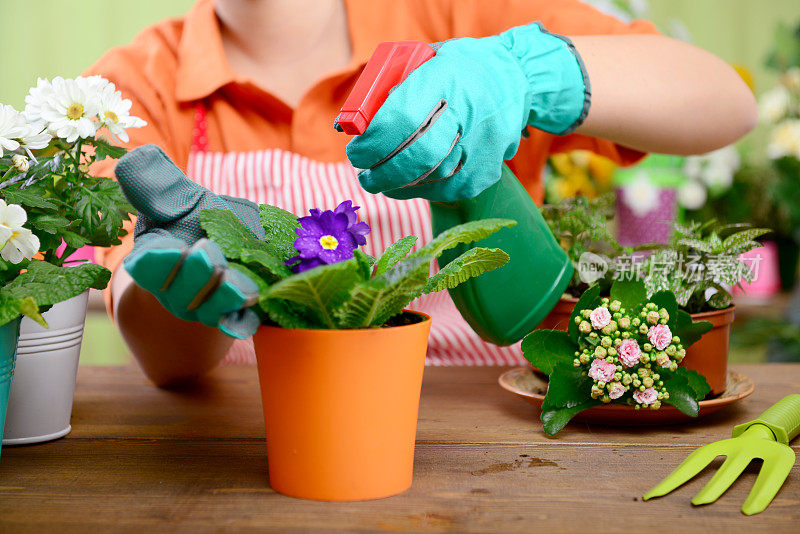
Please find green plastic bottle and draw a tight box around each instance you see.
[430,164,573,346]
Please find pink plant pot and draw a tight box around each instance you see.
[733,241,780,299]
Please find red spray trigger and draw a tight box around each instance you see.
[335,41,436,135]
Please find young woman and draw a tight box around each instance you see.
[88,0,756,386]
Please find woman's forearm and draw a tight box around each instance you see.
[570,34,757,155]
[112,268,234,387]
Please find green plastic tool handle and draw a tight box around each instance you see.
[732,394,800,445]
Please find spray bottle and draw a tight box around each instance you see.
[336,41,572,345]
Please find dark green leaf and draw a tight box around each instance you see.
[29,214,72,234]
[353,249,375,280]
[1,261,111,307]
[92,139,127,161]
[541,400,599,436]
[374,235,417,276]
[239,248,293,281]
[520,330,576,375]
[672,367,711,399]
[415,218,516,258]
[569,284,600,343]
[545,364,594,409]
[259,298,322,329]
[1,188,58,210]
[199,209,270,260]
[334,255,431,328]
[264,259,362,328]
[610,279,646,314]
[663,373,700,417]
[61,230,89,249]
[674,310,712,349]
[259,204,300,262]
[421,247,508,294]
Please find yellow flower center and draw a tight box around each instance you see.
[319,235,338,250]
[67,103,84,120]
[104,110,119,124]
[10,230,19,240]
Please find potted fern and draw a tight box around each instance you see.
[198,203,513,501]
[0,76,142,445]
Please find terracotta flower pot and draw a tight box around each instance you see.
[252,312,431,501]
[538,298,733,396]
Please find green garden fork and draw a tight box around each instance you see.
[644,394,800,515]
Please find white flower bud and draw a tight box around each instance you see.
[11,154,29,173]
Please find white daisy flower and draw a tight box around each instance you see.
[767,119,800,160]
[18,123,52,159]
[37,76,100,143]
[96,80,146,143]
[0,104,28,157]
[0,199,39,264]
[759,86,791,123]
[0,227,40,264]
[677,180,707,210]
[683,146,739,190]
[622,170,660,217]
[23,77,55,133]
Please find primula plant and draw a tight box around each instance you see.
[522,280,713,435]
[199,201,514,329]
[0,76,145,326]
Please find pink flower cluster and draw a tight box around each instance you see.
[648,324,672,351]
[589,306,611,329]
[588,358,616,382]
[633,388,658,405]
[617,339,641,368]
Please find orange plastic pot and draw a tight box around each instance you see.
[252,312,431,501]
[538,298,733,395]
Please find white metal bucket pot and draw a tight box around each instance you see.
[2,291,89,445]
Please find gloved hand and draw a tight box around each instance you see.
[346,22,590,202]
[115,145,264,339]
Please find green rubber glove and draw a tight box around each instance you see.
[115,145,264,339]
[346,22,590,202]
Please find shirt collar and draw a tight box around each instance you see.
[175,0,374,103]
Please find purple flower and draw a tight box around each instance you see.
[285,201,371,273]
[334,200,371,246]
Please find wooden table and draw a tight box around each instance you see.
[1,364,798,532]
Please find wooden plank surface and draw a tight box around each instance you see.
[0,364,798,532]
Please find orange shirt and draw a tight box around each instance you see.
[86,0,658,309]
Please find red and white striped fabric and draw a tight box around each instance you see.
[187,105,526,366]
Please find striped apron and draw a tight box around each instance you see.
[187,104,526,366]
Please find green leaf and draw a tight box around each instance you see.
[1,188,58,210]
[520,330,576,375]
[18,296,47,327]
[374,236,417,276]
[28,214,72,234]
[199,209,270,261]
[334,255,431,328]
[674,310,712,349]
[415,218,516,258]
[545,364,594,409]
[353,249,375,280]
[722,228,769,252]
[421,247,509,294]
[239,248,293,281]
[672,367,711,399]
[1,261,111,307]
[610,279,646,313]
[675,238,714,253]
[259,298,322,329]
[92,139,127,161]
[0,294,46,328]
[569,284,601,343]
[264,259,362,328]
[663,373,700,417]
[650,290,678,329]
[61,230,89,249]
[259,204,300,262]
[541,400,598,436]
[227,262,270,299]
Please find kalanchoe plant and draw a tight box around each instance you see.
[522,280,714,435]
[199,201,514,329]
[642,221,770,314]
[0,75,144,326]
